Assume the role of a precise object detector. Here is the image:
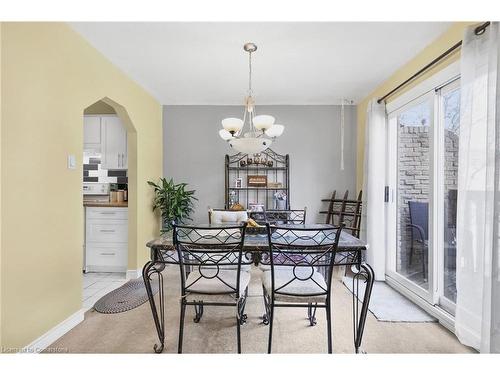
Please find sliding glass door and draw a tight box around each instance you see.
[387,92,435,302]
[386,78,460,313]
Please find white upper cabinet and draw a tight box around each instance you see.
[83,116,102,152]
[102,116,127,170]
[84,115,127,170]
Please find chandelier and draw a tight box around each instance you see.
[219,42,285,154]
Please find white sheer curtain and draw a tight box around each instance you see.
[362,99,387,280]
[456,22,500,353]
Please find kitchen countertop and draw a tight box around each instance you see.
[83,201,128,208]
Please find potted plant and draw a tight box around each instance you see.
[147,178,197,232]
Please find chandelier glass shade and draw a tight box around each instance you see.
[219,43,284,154]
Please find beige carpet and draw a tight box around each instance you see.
[47,266,475,354]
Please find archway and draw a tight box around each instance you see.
[81,97,138,308]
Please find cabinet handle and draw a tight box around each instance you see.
[100,229,116,233]
[100,252,115,256]
[100,212,116,215]
[117,154,120,168]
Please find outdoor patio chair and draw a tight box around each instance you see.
[408,201,429,278]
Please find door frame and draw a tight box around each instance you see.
[384,61,461,318]
[435,78,461,315]
[385,90,437,304]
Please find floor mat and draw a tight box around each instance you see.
[94,277,158,314]
[342,276,437,322]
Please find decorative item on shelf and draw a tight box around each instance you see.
[218,42,285,154]
[239,160,246,167]
[248,203,265,212]
[267,160,274,167]
[230,202,245,211]
[228,190,237,207]
[274,191,287,210]
[147,177,197,233]
[247,175,267,187]
[247,157,253,165]
[234,177,242,188]
[268,182,283,189]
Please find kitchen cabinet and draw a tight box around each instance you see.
[83,116,102,152]
[85,207,128,272]
[102,116,127,170]
[83,115,127,170]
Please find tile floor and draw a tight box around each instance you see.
[82,272,127,310]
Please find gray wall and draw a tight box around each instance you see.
[163,105,357,223]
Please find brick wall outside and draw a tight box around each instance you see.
[396,125,458,275]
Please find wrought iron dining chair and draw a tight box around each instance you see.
[260,224,344,353]
[208,208,248,224]
[265,207,307,225]
[173,223,251,353]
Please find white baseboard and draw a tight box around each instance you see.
[126,269,141,280]
[22,309,85,353]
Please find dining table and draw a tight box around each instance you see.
[143,224,374,353]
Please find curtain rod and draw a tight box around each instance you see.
[377,22,491,104]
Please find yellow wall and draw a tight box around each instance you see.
[0,22,162,349]
[84,100,116,115]
[356,22,477,191]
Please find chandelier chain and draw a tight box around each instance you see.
[248,50,253,96]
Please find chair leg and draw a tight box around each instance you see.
[239,287,248,325]
[326,300,333,354]
[422,245,427,281]
[193,300,204,323]
[307,302,317,326]
[236,314,242,354]
[409,242,414,266]
[267,304,274,354]
[178,299,186,353]
[262,285,270,325]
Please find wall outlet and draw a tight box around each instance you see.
[67,154,76,169]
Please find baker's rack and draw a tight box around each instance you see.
[224,148,290,211]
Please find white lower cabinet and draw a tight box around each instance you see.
[85,207,128,272]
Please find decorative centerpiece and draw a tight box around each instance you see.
[147,178,197,233]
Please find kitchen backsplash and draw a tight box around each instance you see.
[83,152,128,184]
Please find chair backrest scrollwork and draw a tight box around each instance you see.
[173,223,250,297]
[262,224,344,300]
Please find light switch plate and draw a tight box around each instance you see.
[67,154,76,169]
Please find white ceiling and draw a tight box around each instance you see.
[70,22,451,105]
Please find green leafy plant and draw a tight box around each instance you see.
[147,178,197,232]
